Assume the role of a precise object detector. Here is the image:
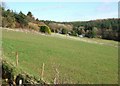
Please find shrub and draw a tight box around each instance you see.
[2,61,15,85]
[61,28,67,34]
[70,31,77,36]
[45,26,51,34]
[39,26,51,34]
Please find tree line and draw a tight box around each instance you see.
[1,6,119,41]
[69,19,120,41]
[43,19,120,41]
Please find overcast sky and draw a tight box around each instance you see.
[5,1,118,22]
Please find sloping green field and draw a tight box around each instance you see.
[2,29,118,84]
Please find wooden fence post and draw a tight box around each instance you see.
[41,63,44,81]
[16,52,18,66]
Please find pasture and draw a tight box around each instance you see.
[2,29,118,84]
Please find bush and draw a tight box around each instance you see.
[85,30,93,38]
[70,31,77,36]
[61,28,67,34]
[2,61,15,85]
[45,26,51,34]
[39,26,51,34]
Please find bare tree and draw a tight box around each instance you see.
[48,23,58,33]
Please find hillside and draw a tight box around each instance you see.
[1,6,119,41]
[2,28,118,84]
[1,3,119,85]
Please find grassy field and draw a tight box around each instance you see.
[2,29,118,84]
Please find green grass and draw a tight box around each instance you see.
[2,29,118,84]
